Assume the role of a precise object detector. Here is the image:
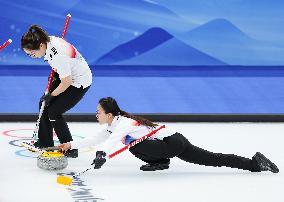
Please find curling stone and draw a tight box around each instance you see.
[37,151,68,170]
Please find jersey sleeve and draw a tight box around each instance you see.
[70,130,108,149]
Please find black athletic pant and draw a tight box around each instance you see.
[129,132,260,172]
[37,85,90,147]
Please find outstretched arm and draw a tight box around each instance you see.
[59,130,108,152]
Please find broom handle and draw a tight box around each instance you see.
[0,39,12,50]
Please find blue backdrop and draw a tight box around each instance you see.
[1,0,284,113]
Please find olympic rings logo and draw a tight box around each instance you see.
[1,128,96,158]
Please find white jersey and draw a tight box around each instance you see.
[70,115,175,154]
[44,36,92,88]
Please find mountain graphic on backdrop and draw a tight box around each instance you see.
[95,27,226,65]
[178,18,284,65]
[185,18,252,43]
[1,1,284,65]
[66,0,194,63]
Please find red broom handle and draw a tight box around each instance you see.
[108,125,166,158]
[0,39,12,50]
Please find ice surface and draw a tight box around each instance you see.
[0,122,283,202]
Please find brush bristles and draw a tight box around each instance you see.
[57,176,73,185]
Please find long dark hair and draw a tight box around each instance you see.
[99,97,158,128]
[21,25,50,50]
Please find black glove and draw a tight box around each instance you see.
[40,93,54,106]
[92,151,107,169]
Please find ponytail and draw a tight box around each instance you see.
[119,110,158,129]
[21,25,50,50]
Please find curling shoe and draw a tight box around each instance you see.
[140,160,170,171]
[253,152,279,173]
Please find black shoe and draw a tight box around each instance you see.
[64,149,78,158]
[140,161,170,171]
[253,152,279,173]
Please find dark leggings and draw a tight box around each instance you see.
[129,133,260,172]
[38,85,90,147]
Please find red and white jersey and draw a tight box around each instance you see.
[44,36,92,88]
[70,115,175,154]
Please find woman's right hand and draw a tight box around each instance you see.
[59,142,71,153]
